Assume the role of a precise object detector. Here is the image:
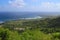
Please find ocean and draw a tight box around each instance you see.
[0,12,60,22]
[0,12,42,22]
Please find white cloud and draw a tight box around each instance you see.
[40,2,60,9]
[31,2,60,12]
[28,2,60,12]
[3,0,60,12]
[39,2,60,12]
[9,0,26,8]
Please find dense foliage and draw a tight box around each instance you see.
[0,17,60,40]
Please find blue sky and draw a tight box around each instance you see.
[0,0,60,12]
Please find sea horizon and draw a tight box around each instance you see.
[0,12,60,22]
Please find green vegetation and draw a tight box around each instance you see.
[0,17,60,40]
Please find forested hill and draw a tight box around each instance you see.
[0,16,60,40]
[2,16,60,33]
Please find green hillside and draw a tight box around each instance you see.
[0,17,60,40]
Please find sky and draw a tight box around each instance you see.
[0,0,60,12]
